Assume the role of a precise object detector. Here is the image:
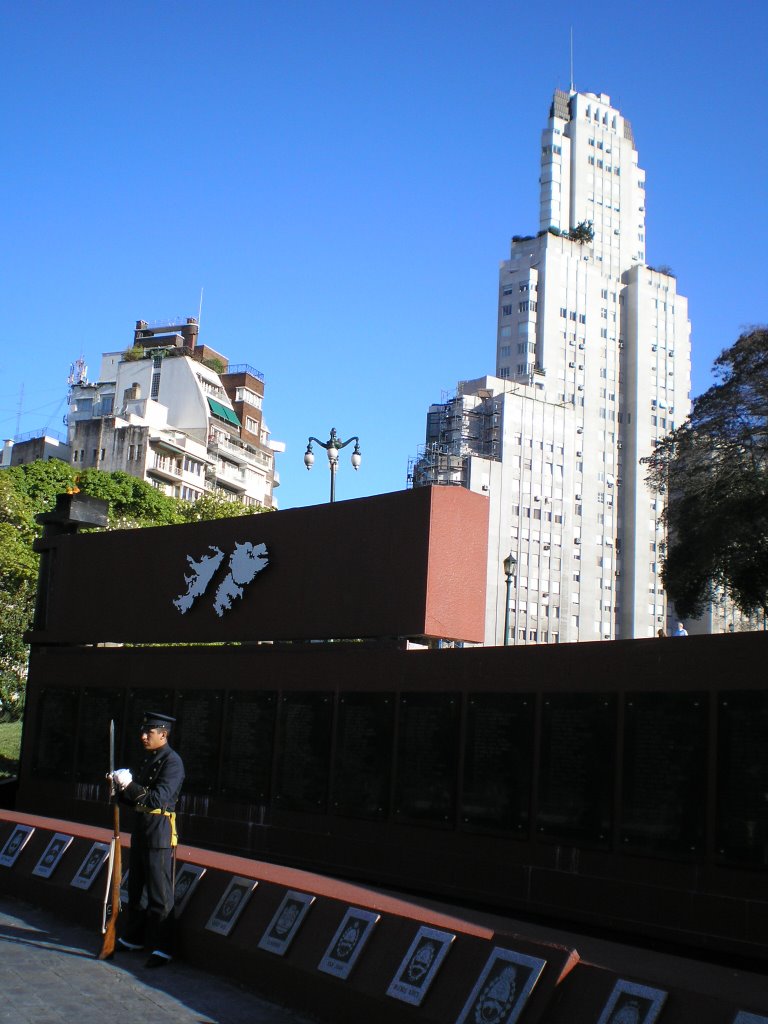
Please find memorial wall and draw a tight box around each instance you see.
[18,634,768,960]
[17,489,768,962]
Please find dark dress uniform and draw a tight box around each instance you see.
[119,718,184,960]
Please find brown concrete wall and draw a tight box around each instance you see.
[28,486,488,644]
[16,632,768,963]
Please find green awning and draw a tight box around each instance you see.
[207,397,240,427]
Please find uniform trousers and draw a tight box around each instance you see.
[124,841,175,955]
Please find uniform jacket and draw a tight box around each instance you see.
[120,743,185,849]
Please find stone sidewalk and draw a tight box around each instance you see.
[0,895,318,1024]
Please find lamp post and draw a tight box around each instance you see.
[304,427,362,503]
[503,551,517,646]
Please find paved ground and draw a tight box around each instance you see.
[0,895,318,1024]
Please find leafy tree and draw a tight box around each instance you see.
[645,326,768,620]
[76,468,181,527]
[6,459,78,510]
[569,220,594,244]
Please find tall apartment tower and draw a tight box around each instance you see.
[411,90,692,644]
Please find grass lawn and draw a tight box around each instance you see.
[0,720,22,778]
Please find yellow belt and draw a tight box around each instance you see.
[136,807,178,847]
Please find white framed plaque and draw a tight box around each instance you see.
[386,926,455,1006]
[318,907,380,979]
[596,980,667,1024]
[32,833,73,878]
[205,876,257,936]
[258,890,315,955]
[70,842,110,890]
[455,947,547,1024]
[0,824,34,867]
[174,863,206,916]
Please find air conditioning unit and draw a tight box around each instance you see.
[569,361,575,368]
[574,538,581,545]
[617,442,623,449]
[575,493,582,500]
[577,427,583,434]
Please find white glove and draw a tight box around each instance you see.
[112,768,133,790]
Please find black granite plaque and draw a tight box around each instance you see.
[461,693,534,834]
[75,688,125,782]
[331,692,394,819]
[716,691,768,867]
[394,693,459,825]
[621,692,708,855]
[219,691,276,800]
[274,693,333,812]
[536,694,615,844]
[175,691,224,793]
[32,687,79,779]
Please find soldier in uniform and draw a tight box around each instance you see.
[109,711,184,968]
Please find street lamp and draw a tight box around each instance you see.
[304,427,362,503]
[503,551,517,646]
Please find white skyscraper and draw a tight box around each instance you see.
[411,89,692,644]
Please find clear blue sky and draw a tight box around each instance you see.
[1,0,765,509]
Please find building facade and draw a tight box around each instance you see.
[66,318,282,508]
[411,90,692,644]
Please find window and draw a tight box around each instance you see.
[502,304,513,316]
[235,387,262,408]
[560,307,567,318]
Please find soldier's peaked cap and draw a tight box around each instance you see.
[142,711,176,730]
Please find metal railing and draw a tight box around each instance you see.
[13,428,68,444]
[225,363,265,382]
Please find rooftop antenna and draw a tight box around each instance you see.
[569,26,575,93]
[198,287,204,327]
[14,383,24,438]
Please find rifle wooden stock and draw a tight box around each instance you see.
[98,720,121,960]
[98,801,121,959]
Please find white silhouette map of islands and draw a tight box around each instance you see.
[173,542,269,617]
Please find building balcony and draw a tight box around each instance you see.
[208,432,272,471]
[210,462,247,493]
[148,461,183,483]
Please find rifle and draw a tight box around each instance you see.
[98,719,122,960]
